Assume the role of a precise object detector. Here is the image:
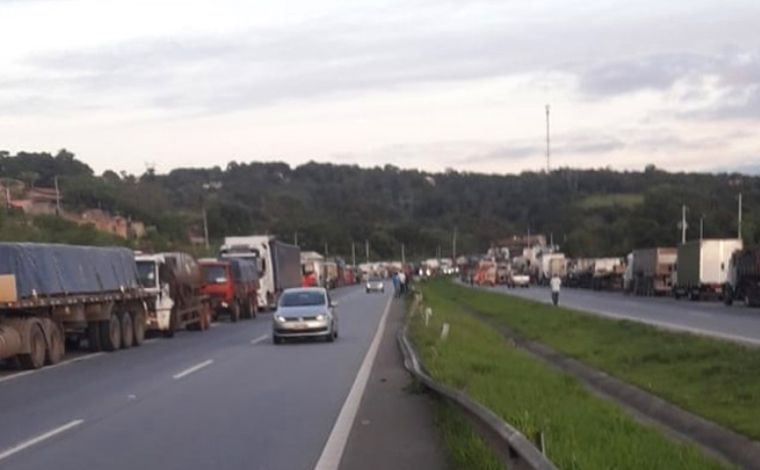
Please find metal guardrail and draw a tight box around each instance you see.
[398,326,561,470]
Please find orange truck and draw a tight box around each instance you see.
[199,258,259,323]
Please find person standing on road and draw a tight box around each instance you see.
[392,272,401,297]
[398,271,407,295]
[550,275,562,306]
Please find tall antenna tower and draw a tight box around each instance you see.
[545,104,551,172]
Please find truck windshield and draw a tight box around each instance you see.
[136,261,157,288]
[280,291,326,307]
[203,265,228,284]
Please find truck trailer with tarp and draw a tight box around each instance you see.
[0,243,152,370]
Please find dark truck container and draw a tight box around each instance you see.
[200,258,259,322]
[628,247,677,296]
[724,247,760,307]
[0,243,151,370]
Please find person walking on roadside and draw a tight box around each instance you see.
[392,272,401,298]
[550,275,562,306]
[398,271,407,295]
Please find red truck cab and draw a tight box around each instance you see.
[200,259,259,323]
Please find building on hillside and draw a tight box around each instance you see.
[4,187,61,215]
[75,209,145,239]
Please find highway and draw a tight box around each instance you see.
[485,284,760,346]
[0,285,397,470]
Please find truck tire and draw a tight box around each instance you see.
[18,325,46,370]
[100,315,122,352]
[45,323,64,365]
[132,311,146,347]
[120,313,134,349]
[724,285,733,306]
[88,321,103,352]
[249,299,257,319]
[230,302,241,323]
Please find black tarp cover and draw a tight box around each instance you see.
[223,258,259,283]
[0,243,140,299]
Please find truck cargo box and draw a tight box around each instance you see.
[0,243,140,301]
[632,248,677,277]
[676,239,743,287]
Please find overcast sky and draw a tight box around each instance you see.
[1,0,758,175]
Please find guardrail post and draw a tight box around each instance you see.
[441,323,450,340]
[424,307,432,327]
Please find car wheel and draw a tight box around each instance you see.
[273,335,283,345]
[326,326,335,343]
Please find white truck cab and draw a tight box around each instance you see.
[135,253,174,332]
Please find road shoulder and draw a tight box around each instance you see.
[338,296,449,470]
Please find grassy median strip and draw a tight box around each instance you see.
[410,282,735,470]
[428,279,760,442]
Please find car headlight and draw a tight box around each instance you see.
[316,314,326,321]
[275,315,286,323]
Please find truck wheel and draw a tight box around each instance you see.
[120,313,134,349]
[18,325,47,370]
[88,321,103,352]
[132,311,145,346]
[231,302,241,323]
[100,315,122,352]
[45,323,64,365]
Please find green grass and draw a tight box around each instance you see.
[435,401,506,470]
[410,281,736,470]
[577,193,643,210]
[428,279,760,442]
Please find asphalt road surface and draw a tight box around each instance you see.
[0,285,404,470]
[484,284,760,346]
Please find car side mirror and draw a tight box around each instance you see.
[330,301,339,308]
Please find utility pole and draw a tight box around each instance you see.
[365,239,370,264]
[202,205,209,250]
[54,176,61,216]
[452,226,458,262]
[352,242,357,268]
[680,204,688,244]
[700,215,704,240]
[324,243,329,257]
[294,231,298,246]
[738,193,743,240]
[401,243,406,265]
[545,104,551,172]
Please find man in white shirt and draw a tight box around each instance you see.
[550,275,562,306]
[398,271,407,295]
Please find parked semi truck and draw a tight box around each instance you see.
[724,247,760,307]
[626,247,677,296]
[220,236,301,309]
[136,252,212,337]
[199,258,259,322]
[0,243,151,370]
[673,239,743,301]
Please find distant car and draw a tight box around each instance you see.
[509,274,531,288]
[272,288,338,344]
[366,276,385,293]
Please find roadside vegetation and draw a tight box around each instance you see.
[410,280,736,470]
[429,279,760,442]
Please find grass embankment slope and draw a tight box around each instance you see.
[431,280,760,442]
[410,280,736,470]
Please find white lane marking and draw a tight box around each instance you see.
[0,419,84,462]
[172,359,214,380]
[0,353,104,385]
[143,339,158,344]
[250,334,269,345]
[313,295,393,470]
[210,323,220,329]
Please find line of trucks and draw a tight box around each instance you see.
[0,235,302,371]
[470,238,760,306]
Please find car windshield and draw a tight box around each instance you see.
[203,265,228,284]
[136,261,157,288]
[280,291,326,307]
[369,277,381,282]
